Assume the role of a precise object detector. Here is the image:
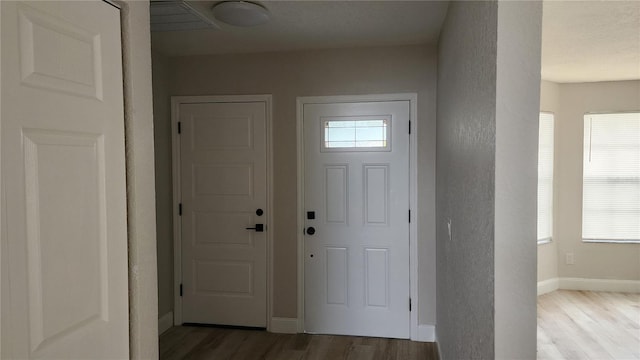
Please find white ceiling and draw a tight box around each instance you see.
[542,1,640,83]
[151,1,449,56]
[151,1,640,83]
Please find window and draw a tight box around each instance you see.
[322,117,390,151]
[538,113,554,243]
[582,112,640,243]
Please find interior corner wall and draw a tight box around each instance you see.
[151,51,173,319]
[537,80,560,283]
[154,44,439,326]
[555,80,640,281]
[494,1,541,358]
[436,2,498,358]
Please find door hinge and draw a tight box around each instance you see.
[178,121,182,134]
[409,209,411,223]
[179,203,182,216]
[180,284,183,297]
[409,298,412,311]
[409,120,411,134]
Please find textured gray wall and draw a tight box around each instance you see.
[436,2,498,359]
[494,2,542,358]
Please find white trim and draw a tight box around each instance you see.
[415,324,436,342]
[270,317,298,334]
[538,277,640,295]
[171,95,273,327]
[537,278,559,296]
[295,93,419,339]
[559,277,640,293]
[158,311,174,335]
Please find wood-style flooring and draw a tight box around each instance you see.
[160,326,438,360]
[537,290,640,360]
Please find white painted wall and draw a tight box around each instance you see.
[494,2,541,358]
[151,52,173,321]
[537,80,560,283]
[119,1,159,358]
[153,44,438,326]
[553,80,640,281]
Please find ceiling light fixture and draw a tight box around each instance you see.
[212,1,270,27]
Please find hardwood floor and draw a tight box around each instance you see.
[537,290,640,360]
[160,326,438,360]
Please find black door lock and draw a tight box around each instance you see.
[246,224,264,232]
[306,227,315,235]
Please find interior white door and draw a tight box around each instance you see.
[304,100,411,338]
[1,1,129,358]
[179,100,267,327]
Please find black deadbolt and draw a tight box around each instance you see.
[246,224,264,232]
[256,208,264,216]
[306,227,316,235]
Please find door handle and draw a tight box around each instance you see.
[246,224,264,232]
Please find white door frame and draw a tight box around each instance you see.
[296,93,419,340]
[171,94,274,330]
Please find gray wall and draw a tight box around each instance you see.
[436,1,541,358]
[494,2,541,358]
[538,80,640,284]
[154,44,439,325]
[554,80,640,280]
[436,2,498,358]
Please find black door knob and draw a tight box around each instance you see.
[306,227,316,235]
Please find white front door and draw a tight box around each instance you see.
[178,98,268,327]
[1,1,129,358]
[303,100,411,338]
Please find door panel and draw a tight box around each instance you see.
[304,101,410,339]
[1,1,128,358]
[180,101,267,327]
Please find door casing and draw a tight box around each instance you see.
[296,94,419,340]
[171,95,274,329]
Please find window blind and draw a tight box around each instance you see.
[538,113,554,242]
[582,113,640,242]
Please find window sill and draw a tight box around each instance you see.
[582,239,640,244]
[537,238,552,245]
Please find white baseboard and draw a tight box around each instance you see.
[159,311,174,335]
[415,324,436,342]
[559,277,640,293]
[537,278,560,295]
[538,277,640,295]
[269,317,298,334]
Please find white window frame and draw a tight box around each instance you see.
[582,111,640,244]
[537,112,554,245]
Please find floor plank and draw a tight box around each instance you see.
[160,327,437,360]
[537,290,640,360]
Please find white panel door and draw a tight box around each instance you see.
[179,100,267,327]
[304,100,411,338]
[1,1,128,358]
